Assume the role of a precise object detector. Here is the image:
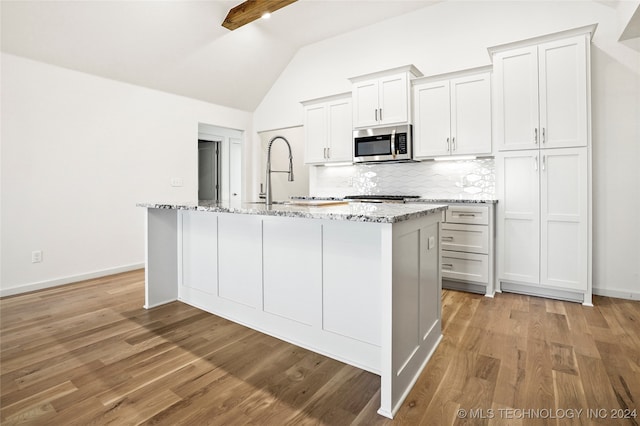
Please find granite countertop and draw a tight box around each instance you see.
[137,200,448,224]
[291,196,498,204]
[411,198,497,204]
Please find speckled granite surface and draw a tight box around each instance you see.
[411,198,497,204]
[137,201,447,224]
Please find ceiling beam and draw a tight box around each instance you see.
[222,0,298,31]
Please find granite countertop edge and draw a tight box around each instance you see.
[410,198,498,204]
[137,202,448,224]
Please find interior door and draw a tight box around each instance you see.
[198,140,220,201]
[229,137,242,203]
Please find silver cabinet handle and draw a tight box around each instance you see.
[327,147,330,159]
[534,155,538,171]
[446,137,450,152]
[542,127,546,144]
[442,263,454,269]
[379,108,382,121]
[232,193,238,196]
[375,109,378,121]
[452,137,456,151]
[458,213,476,217]
[534,128,538,144]
[542,154,546,171]
[442,236,454,241]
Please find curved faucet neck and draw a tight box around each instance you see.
[265,136,294,206]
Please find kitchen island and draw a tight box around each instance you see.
[138,200,447,418]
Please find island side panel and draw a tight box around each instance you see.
[145,208,179,308]
[378,212,443,418]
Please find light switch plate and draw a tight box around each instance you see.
[170,178,184,187]
[428,236,435,250]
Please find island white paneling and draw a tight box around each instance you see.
[322,221,382,346]
[218,214,262,308]
[263,218,322,326]
[181,210,218,295]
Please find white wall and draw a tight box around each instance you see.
[258,126,309,202]
[1,53,253,295]
[253,1,640,298]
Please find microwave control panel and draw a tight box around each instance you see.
[396,133,408,154]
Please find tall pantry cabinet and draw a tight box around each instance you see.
[491,24,596,305]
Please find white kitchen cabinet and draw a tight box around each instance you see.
[350,65,422,129]
[497,148,589,298]
[439,203,495,296]
[302,93,353,164]
[492,25,594,305]
[145,206,444,419]
[492,31,590,151]
[413,69,492,159]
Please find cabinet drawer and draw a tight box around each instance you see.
[445,205,489,225]
[442,251,489,284]
[441,223,489,254]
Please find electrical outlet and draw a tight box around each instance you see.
[32,250,43,263]
[170,178,184,187]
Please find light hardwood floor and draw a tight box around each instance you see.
[1,270,638,425]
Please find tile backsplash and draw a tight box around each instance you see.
[309,158,495,199]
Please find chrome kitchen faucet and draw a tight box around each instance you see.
[265,136,294,206]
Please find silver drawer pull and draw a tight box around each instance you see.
[441,236,454,241]
[442,263,454,269]
[458,213,476,217]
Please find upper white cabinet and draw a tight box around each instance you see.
[349,65,422,129]
[491,31,590,151]
[413,68,492,159]
[302,93,353,165]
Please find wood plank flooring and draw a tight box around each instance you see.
[1,269,639,425]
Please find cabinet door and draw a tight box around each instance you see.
[497,150,540,284]
[540,148,587,291]
[353,79,379,128]
[181,211,218,294]
[538,35,588,149]
[451,73,492,155]
[326,98,353,163]
[413,80,451,158]
[379,73,409,126]
[494,46,539,151]
[304,103,327,164]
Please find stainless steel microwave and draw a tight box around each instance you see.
[353,124,413,163]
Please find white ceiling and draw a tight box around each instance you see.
[1,0,436,111]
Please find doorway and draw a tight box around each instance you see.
[198,140,221,201]
[198,123,243,203]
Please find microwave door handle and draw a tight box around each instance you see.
[391,131,396,157]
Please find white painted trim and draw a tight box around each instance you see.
[593,287,640,302]
[0,263,144,297]
[487,23,598,57]
[349,64,423,82]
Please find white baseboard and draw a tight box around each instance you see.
[593,287,640,301]
[0,263,145,297]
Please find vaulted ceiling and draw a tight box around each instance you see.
[1,0,436,111]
